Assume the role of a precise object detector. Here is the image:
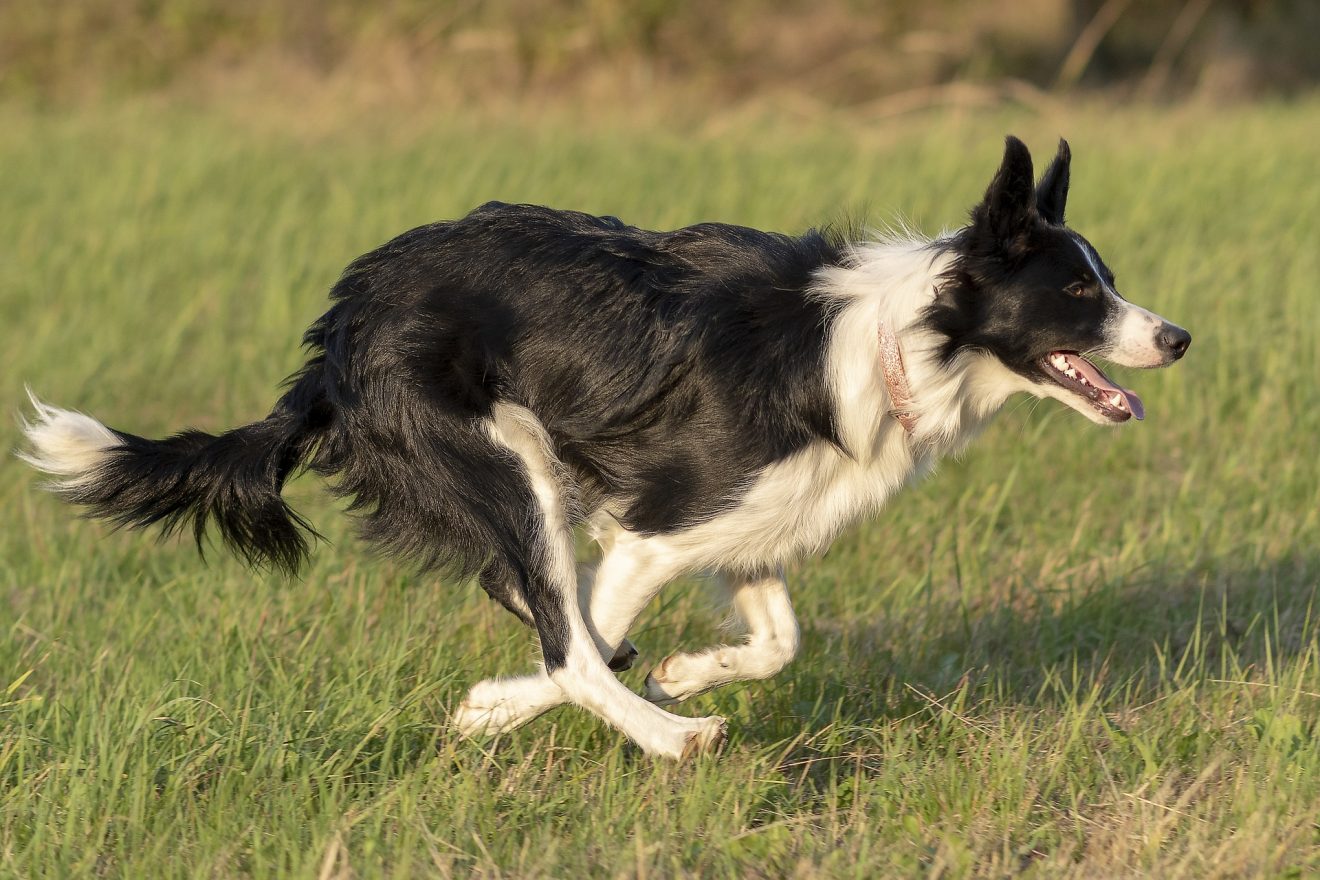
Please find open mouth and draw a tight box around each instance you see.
[1039,351,1145,422]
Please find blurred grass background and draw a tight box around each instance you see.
[3,0,1319,105]
[2,2,1319,878]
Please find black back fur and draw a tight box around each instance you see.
[305,204,847,571]
[71,204,851,591]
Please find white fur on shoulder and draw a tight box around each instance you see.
[816,234,1030,458]
[815,235,955,459]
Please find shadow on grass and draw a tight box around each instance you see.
[713,551,1320,784]
[783,552,1316,718]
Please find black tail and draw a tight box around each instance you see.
[21,369,331,573]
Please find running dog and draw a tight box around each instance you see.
[21,137,1190,759]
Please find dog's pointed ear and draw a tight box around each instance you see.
[972,136,1037,247]
[1035,139,1071,226]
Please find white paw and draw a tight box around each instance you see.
[680,716,729,760]
[453,679,554,737]
[637,712,728,761]
[644,651,726,705]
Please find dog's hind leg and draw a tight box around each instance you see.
[454,527,686,738]
[455,405,724,759]
[477,557,536,628]
[455,526,682,736]
[534,538,725,759]
[477,556,638,670]
[644,568,799,705]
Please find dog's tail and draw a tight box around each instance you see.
[18,367,331,573]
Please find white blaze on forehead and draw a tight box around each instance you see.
[1071,234,1111,292]
[1069,233,1167,368]
[1074,234,1161,360]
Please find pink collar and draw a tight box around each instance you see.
[878,323,918,435]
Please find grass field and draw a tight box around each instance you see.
[1,97,1318,878]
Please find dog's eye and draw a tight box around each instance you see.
[1064,281,1093,298]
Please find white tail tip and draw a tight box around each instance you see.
[17,387,121,488]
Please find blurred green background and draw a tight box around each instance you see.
[4,0,1318,104]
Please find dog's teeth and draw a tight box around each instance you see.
[1110,392,1124,408]
[1065,368,1077,379]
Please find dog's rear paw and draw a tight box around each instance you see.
[607,639,639,672]
[453,678,552,737]
[453,695,521,738]
[679,716,728,761]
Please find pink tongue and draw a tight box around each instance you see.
[1122,390,1145,421]
[1067,355,1145,421]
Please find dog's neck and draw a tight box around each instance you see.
[817,234,1026,463]
[877,321,918,435]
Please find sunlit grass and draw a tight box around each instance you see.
[1,97,1318,877]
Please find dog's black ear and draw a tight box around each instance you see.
[1035,139,1071,225]
[972,136,1037,248]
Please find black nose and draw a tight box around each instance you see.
[1158,323,1191,360]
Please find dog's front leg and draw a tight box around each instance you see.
[644,568,799,704]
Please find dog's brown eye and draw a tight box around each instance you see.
[1065,282,1092,298]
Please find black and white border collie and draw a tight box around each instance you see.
[22,137,1189,759]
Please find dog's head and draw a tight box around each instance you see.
[927,136,1190,424]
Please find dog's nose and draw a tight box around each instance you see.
[1158,323,1191,360]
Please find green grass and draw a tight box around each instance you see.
[1,97,1318,878]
